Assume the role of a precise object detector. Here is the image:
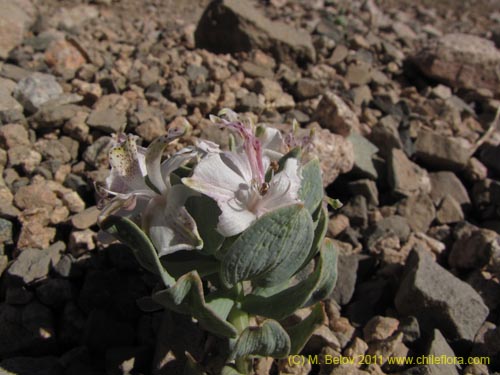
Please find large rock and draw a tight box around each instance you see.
[195,0,315,64]
[13,73,63,114]
[414,130,470,171]
[395,249,489,342]
[388,148,430,198]
[314,92,360,136]
[0,0,36,59]
[413,33,500,95]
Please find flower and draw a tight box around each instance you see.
[99,129,203,256]
[183,111,302,237]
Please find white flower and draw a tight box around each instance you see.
[100,129,203,256]
[183,111,302,237]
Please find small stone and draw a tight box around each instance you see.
[366,216,410,253]
[428,171,471,209]
[0,0,35,59]
[240,61,274,79]
[49,4,99,31]
[388,149,430,198]
[436,195,464,224]
[17,223,57,250]
[464,157,487,182]
[330,254,358,305]
[254,78,283,102]
[0,88,24,123]
[363,316,399,343]
[397,193,436,233]
[13,73,63,114]
[87,108,127,134]
[166,75,191,104]
[0,123,30,149]
[71,206,100,230]
[344,337,368,366]
[348,134,379,179]
[83,136,113,169]
[50,206,69,224]
[135,117,166,142]
[367,332,408,369]
[369,115,403,158]
[342,195,368,228]
[7,242,64,284]
[346,62,372,86]
[72,79,102,102]
[328,214,350,237]
[431,84,452,100]
[294,78,322,100]
[415,130,471,171]
[0,218,13,245]
[8,146,42,173]
[348,179,379,206]
[45,39,86,75]
[69,229,96,255]
[62,191,85,213]
[449,228,498,270]
[395,249,489,342]
[35,139,72,163]
[315,92,360,136]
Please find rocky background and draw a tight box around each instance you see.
[1,0,500,374]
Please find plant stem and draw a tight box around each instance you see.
[227,284,251,374]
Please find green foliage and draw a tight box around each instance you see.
[220,204,314,288]
[299,158,324,214]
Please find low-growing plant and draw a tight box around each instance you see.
[97,109,339,374]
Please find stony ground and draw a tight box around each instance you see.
[1,0,500,374]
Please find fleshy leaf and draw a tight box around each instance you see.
[160,250,219,278]
[153,271,238,338]
[221,366,244,375]
[299,205,328,270]
[228,320,291,361]
[286,303,326,354]
[185,195,225,255]
[220,204,314,288]
[240,238,338,320]
[299,158,324,214]
[100,215,175,287]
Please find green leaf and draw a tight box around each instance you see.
[229,320,291,361]
[160,250,219,278]
[153,271,238,338]
[185,195,224,255]
[220,205,314,288]
[299,205,328,271]
[286,303,326,354]
[100,215,175,287]
[299,158,324,214]
[240,238,338,320]
[221,366,244,375]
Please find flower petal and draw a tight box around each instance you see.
[160,148,197,188]
[182,153,246,202]
[107,135,148,193]
[216,200,257,237]
[257,158,302,214]
[142,185,203,256]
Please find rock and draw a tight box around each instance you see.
[34,139,72,163]
[166,75,191,104]
[449,228,498,270]
[436,195,464,224]
[195,0,316,64]
[0,302,55,357]
[399,316,421,344]
[431,84,452,100]
[464,157,488,182]
[0,87,24,123]
[0,0,36,59]
[49,4,99,31]
[330,254,358,305]
[395,248,489,342]
[363,316,400,343]
[366,215,410,251]
[62,191,85,213]
[328,215,350,238]
[413,33,500,95]
[397,193,435,233]
[7,145,42,173]
[36,279,73,308]
[348,179,379,206]
[14,180,58,210]
[7,242,64,284]
[479,143,500,175]
[344,337,369,366]
[83,135,113,168]
[467,270,500,312]
[87,108,127,134]
[135,117,167,142]
[0,218,13,245]
[45,40,86,76]
[422,329,459,375]
[32,103,86,130]
[367,332,409,369]
[240,61,274,78]
[415,130,471,171]
[294,78,322,100]
[0,123,30,149]
[309,126,354,186]
[369,115,403,158]
[348,134,379,179]
[346,62,372,86]
[429,172,470,207]
[13,73,63,114]
[315,92,360,136]
[388,149,430,198]
[69,229,96,256]
[342,195,368,228]
[71,206,100,230]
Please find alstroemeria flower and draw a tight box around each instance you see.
[99,129,203,256]
[183,111,302,237]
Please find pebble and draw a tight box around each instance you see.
[13,73,63,114]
